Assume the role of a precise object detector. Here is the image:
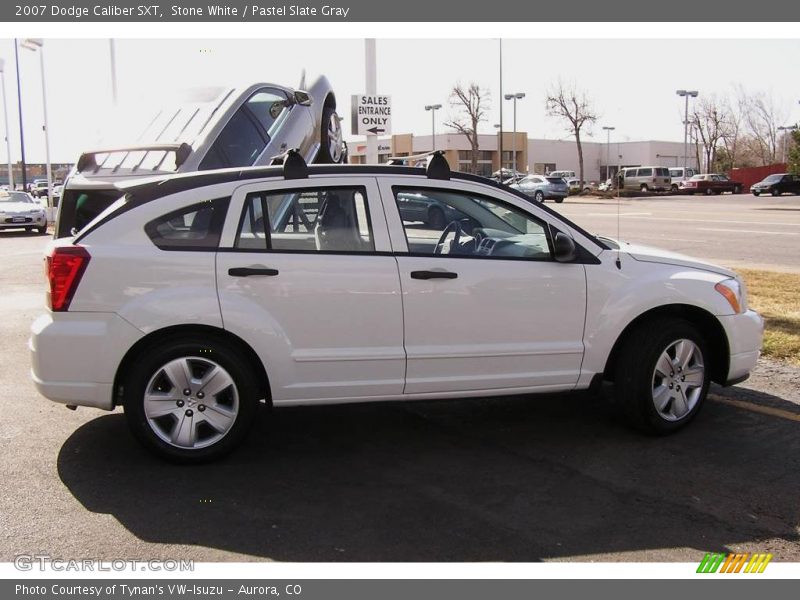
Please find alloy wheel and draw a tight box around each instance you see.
[651,339,705,422]
[143,357,239,450]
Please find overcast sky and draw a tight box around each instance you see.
[1,37,799,163]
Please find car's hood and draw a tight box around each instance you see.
[0,202,41,212]
[610,240,735,277]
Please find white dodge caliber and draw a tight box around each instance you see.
[30,152,763,462]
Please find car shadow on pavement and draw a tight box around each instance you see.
[57,389,800,561]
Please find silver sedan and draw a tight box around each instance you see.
[509,175,569,203]
[0,192,47,234]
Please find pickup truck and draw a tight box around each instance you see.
[679,174,743,195]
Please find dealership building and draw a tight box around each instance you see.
[348,132,700,181]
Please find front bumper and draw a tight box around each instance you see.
[0,214,46,228]
[718,309,764,385]
[30,311,144,410]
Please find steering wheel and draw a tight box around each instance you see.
[434,220,463,255]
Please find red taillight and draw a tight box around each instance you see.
[46,246,90,311]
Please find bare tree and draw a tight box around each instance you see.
[691,95,730,173]
[741,90,787,166]
[545,81,599,186]
[444,83,490,174]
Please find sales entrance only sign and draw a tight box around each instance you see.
[351,95,392,136]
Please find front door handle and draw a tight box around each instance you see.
[410,270,458,280]
[228,267,279,277]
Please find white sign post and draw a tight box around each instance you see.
[351,94,392,137]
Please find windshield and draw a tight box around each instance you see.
[763,174,783,183]
[0,192,33,203]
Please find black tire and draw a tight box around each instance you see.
[554,196,564,203]
[25,226,33,232]
[704,187,713,196]
[670,184,678,193]
[36,226,47,235]
[427,206,446,229]
[534,190,545,203]
[123,336,260,463]
[771,188,780,197]
[733,185,742,194]
[752,191,760,197]
[640,184,648,193]
[613,317,710,434]
[316,104,344,164]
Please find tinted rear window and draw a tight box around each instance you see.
[55,188,124,239]
[546,177,564,184]
[637,168,653,177]
[656,168,670,177]
[145,198,230,250]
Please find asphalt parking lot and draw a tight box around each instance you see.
[552,193,800,273]
[0,201,798,562]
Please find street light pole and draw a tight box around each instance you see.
[424,104,441,152]
[778,125,798,164]
[676,89,699,172]
[0,59,13,190]
[504,92,525,176]
[13,40,27,190]
[602,126,615,182]
[22,39,52,207]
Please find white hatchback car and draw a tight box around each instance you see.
[30,152,763,462]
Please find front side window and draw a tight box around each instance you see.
[245,89,290,135]
[393,187,552,261]
[637,168,653,177]
[235,187,374,253]
[199,108,266,170]
[145,198,229,250]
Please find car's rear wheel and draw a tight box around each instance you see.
[670,184,678,193]
[317,105,344,164]
[614,317,710,434]
[554,196,564,203]
[752,191,760,196]
[123,337,259,463]
[733,185,742,194]
[36,225,47,234]
[640,184,648,193]
[534,190,545,203]
[704,187,713,195]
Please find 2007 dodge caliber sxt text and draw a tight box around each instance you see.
[30,154,764,462]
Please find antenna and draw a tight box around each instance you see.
[616,155,622,269]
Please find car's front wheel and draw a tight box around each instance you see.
[752,191,760,196]
[317,105,344,164]
[771,188,781,197]
[123,336,259,462]
[533,190,544,203]
[614,318,710,434]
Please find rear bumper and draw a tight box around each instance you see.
[718,309,764,385]
[30,311,144,410]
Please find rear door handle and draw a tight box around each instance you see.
[410,270,458,280]
[228,267,279,277]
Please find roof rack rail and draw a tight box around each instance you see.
[385,151,451,180]
[76,143,193,173]
[270,148,308,180]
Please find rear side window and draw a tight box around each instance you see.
[234,187,374,253]
[145,198,229,250]
[637,168,653,177]
[656,168,670,177]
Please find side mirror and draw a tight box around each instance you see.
[294,91,312,106]
[553,232,577,263]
